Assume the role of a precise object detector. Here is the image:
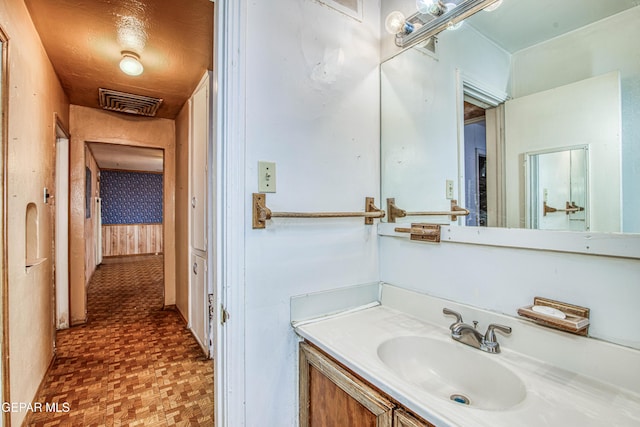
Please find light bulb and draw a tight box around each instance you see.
[416,0,444,16]
[484,0,503,12]
[384,11,414,35]
[119,52,144,76]
[444,3,464,31]
[446,20,464,31]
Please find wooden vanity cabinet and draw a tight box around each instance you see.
[299,342,434,427]
[394,409,434,427]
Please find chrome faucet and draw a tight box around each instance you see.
[443,308,511,354]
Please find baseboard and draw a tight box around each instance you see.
[21,351,57,426]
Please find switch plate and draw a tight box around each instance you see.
[446,180,454,199]
[258,161,276,193]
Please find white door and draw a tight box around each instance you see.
[189,72,211,355]
[190,254,208,355]
[55,134,70,329]
[191,76,209,252]
[95,197,103,265]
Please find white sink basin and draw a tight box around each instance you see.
[377,336,527,410]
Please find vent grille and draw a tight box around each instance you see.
[99,88,163,117]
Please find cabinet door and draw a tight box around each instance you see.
[299,342,394,427]
[190,74,209,252]
[394,409,435,427]
[190,254,208,355]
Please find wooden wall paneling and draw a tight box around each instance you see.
[101,224,163,257]
[118,226,126,255]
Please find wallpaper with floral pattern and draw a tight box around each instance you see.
[100,170,163,224]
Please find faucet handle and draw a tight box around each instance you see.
[484,323,512,344]
[443,308,463,330]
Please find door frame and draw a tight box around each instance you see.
[54,118,70,331]
[0,23,9,427]
[214,0,247,425]
[455,70,508,227]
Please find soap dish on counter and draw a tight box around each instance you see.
[518,297,590,336]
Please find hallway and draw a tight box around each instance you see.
[27,255,214,426]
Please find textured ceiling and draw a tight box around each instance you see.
[25,0,214,119]
[87,142,164,173]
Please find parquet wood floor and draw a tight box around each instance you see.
[27,255,214,426]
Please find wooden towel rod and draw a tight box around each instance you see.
[543,201,584,216]
[252,193,385,229]
[386,198,470,223]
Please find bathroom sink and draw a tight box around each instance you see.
[377,336,526,410]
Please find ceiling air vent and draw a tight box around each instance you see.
[98,88,163,117]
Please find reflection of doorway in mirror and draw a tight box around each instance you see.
[458,77,508,229]
[527,147,589,232]
[463,103,487,226]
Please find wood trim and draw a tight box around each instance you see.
[299,342,394,427]
[395,409,435,427]
[99,167,163,175]
[102,222,163,226]
[0,23,11,427]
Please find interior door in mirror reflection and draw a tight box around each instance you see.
[527,147,588,232]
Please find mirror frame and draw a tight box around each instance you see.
[378,223,640,259]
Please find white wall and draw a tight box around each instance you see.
[379,237,640,349]
[243,0,380,424]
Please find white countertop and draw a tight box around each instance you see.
[295,304,640,426]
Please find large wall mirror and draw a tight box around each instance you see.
[381,0,640,235]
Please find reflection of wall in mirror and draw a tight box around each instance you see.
[505,71,620,232]
[380,24,510,218]
[510,6,639,232]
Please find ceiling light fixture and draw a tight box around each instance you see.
[119,51,144,76]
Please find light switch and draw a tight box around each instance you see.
[258,161,276,193]
[446,180,454,199]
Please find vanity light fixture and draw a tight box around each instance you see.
[483,0,503,11]
[119,51,144,76]
[416,1,464,30]
[385,11,414,35]
[416,0,446,16]
[391,0,502,48]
